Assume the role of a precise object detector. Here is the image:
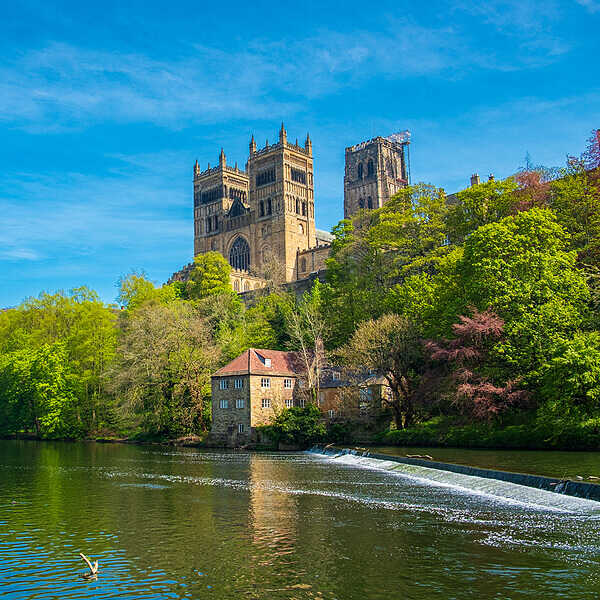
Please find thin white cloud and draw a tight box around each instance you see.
[574,0,600,12]
[0,168,189,263]
[0,8,574,134]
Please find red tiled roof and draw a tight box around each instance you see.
[213,348,297,377]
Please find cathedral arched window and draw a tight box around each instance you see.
[266,198,272,215]
[367,196,373,209]
[234,280,240,292]
[259,201,264,217]
[300,258,307,273]
[359,199,364,209]
[367,159,374,177]
[302,202,307,216]
[229,236,250,272]
[296,198,300,214]
[357,162,363,180]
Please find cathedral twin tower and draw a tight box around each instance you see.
[191,124,409,292]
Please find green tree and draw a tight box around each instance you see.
[339,314,424,429]
[0,342,79,438]
[187,252,233,299]
[539,331,600,422]
[109,300,218,436]
[446,177,518,243]
[116,270,176,310]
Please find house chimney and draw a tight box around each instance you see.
[488,174,495,181]
[470,173,480,187]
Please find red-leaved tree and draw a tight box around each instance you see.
[426,309,530,421]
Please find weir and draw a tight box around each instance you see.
[308,445,600,503]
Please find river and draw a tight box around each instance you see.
[1,440,599,599]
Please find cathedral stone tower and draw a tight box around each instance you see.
[248,124,316,282]
[343,131,410,219]
[191,125,318,291]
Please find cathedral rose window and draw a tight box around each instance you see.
[229,236,250,272]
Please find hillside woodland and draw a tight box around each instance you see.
[1,131,600,449]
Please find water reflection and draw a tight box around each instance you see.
[1,441,600,599]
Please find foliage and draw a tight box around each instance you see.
[446,177,518,242]
[0,288,118,434]
[285,283,329,404]
[108,300,218,436]
[0,342,80,438]
[186,251,233,299]
[427,309,530,421]
[539,331,600,421]
[116,270,176,310]
[259,403,326,447]
[339,314,424,429]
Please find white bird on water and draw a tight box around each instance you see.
[79,553,99,579]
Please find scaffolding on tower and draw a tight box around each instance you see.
[385,130,411,185]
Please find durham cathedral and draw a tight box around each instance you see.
[169,125,410,292]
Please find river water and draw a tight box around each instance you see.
[1,440,599,599]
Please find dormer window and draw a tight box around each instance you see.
[265,358,271,367]
[332,372,340,380]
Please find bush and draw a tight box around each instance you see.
[258,404,326,448]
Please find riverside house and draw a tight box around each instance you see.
[210,348,391,446]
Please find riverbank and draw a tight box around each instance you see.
[373,415,600,451]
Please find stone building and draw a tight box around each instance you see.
[189,125,332,292]
[317,369,389,422]
[210,347,391,445]
[343,131,410,219]
[210,348,298,446]
[169,127,410,290]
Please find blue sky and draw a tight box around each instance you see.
[1,0,599,307]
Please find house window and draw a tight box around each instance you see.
[319,391,325,405]
[332,372,340,380]
[236,398,244,409]
[328,410,336,419]
[285,398,293,408]
[219,380,229,390]
[261,378,270,388]
[262,398,271,408]
[220,399,229,409]
[264,358,271,367]
[238,423,244,433]
[284,379,293,389]
[299,399,306,408]
[235,379,243,389]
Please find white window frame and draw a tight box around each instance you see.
[261,398,271,408]
[328,410,336,419]
[332,372,340,380]
[234,378,244,389]
[238,424,244,433]
[284,379,293,389]
[261,378,270,388]
[219,380,229,390]
[299,399,306,408]
[219,399,229,409]
[236,398,244,409]
[285,398,293,408]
